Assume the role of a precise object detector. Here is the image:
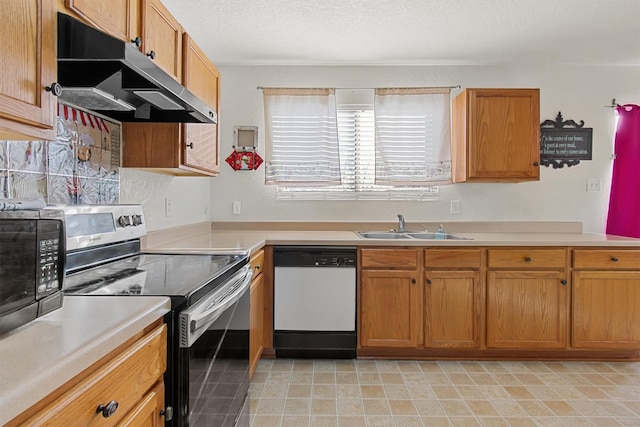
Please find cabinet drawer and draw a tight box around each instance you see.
[25,325,167,426]
[361,249,418,268]
[488,249,566,268]
[250,249,265,277]
[424,249,481,268]
[573,250,640,269]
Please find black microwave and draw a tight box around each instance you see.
[0,209,65,336]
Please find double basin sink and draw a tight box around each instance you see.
[356,231,472,240]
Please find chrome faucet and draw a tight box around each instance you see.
[397,214,405,233]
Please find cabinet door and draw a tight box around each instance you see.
[572,271,640,349]
[487,270,567,348]
[65,0,139,43]
[424,270,480,348]
[454,89,540,182]
[182,34,220,175]
[141,0,182,81]
[0,0,56,140]
[250,273,264,378]
[360,270,419,348]
[117,383,164,427]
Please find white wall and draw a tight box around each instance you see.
[120,64,640,233]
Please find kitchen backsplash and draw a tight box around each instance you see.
[0,105,120,204]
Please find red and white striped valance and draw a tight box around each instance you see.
[58,104,110,133]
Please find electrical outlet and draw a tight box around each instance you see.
[165,198,173,217]
[232,201,241,215]
[587,178,602,193]
[203,206,209,216]
[451,200,461,215]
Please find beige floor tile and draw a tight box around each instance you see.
[355,360,378,372]
[491,399,528,417]
[565,399,610,417]
[288,384,312,398]
[336,398,365,416]
[252,371,269,383]
[334,360,356,371]
[256,398,286,415]
[439,400,472,416]
[420,416,453,426]
[437,361,465,373]
[358,372,382,384]
[290,371,314,384]
[311,399,337,415]
[313,360,336,371]
[312,384,337,399]
[336,384,361,399]
[448,416,481,426]
[470,373,498,386]
[310,415,337,427]
[394,415,425,426]
[477,385,511,400]
[293,360,315,371]
[408,384,437,400]
[268,371,292,383]
[398,360,422,372]
[335,372,359,384]
[459,361,487,373]
[432,385,461,399]
[589,418,624,426]
[366,415,396,426]
[581,373,617,386]
[541,400,581,416]
[376,360,401,373]
[595,400,638,417]
[614,418,640,427]
[337,415,366,427]
[314,372,336,384]
[573,384,611,399]
[447,372,475,385]
[283,398,311,415]
[362,399,391,415]
[477,417,509,427]
[388,399,418,415]
[418,361,443,372]
[524,385,562,400]
[281,415,310,427]
[501,417,537,427]
[516,400,554,417]
[360,384,385,399]
[380,372,405,384]
[383,384,412,399]
[413,399,445,416]
[252,415,282,427]
[511,373,544,385]
[465,400,499,417]
[262,383,289,399]
[503,385,536,400]
[271,360,294,371]
[455,386,485,400]
[422,372,451,385]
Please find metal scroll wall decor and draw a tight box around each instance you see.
[540,112,593,168]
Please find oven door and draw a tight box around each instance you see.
[177,266,252,427]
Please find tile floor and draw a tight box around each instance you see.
[249,359,640,427]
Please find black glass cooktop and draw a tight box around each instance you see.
[64,253,248,305]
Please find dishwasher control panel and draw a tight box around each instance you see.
[274,246,356,267]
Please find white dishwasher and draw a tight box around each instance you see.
[274,246,357,358]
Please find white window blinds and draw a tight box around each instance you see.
[374,88,452,185]
[263,88,340,185]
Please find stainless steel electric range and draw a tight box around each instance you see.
[55,205,251,427]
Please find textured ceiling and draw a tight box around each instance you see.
[162,0,640,66]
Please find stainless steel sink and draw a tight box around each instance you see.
[356,231,472,240]
[356,231,411,239]
[407,232,472,240]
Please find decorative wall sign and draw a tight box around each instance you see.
[540,112,592,168]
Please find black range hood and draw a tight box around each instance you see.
[57,13,216,124]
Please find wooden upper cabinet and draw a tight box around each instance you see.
[0,0,57,141]
[452,88,540,182]
[182,34,220,175]
[64,0,140,43]
[141,0,182,81]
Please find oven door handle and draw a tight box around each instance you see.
[179,265,252,348]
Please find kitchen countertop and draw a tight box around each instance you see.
[144,228,640,255]
[0,296,170,425]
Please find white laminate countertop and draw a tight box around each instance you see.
[144,229,640,255]
[0,296,170,425]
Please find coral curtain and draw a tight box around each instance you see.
[606,104,640,237]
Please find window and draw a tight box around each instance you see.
[264,88,451,200]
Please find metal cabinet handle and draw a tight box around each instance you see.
[561,280,567,285]
[411,278,416,284]
[131,36,142,47]
[533,162,539,166]
[186,142,194,149]
[96,400,118,418]
[611,257,619,262]
[147,50,156,59]
[524,257,532,262]
[45,82,62,97]
[160,406,174,420]
[255,265,261,270]
[426,279,432,285]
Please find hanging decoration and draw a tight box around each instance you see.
[225,146,263,171]
[225,125,263,171]
[540,112,592,168]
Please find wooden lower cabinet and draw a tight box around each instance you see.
[11,324,167,427]
[117,383,164,427]
[424,270,480,348]
[486,270,567,349]
[249,249,265,377]
[572,271,640,349]
[360,269,420,348]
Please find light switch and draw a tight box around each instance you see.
[451,200,461,215]
[587,178,602,193]
[232,201,242,215]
